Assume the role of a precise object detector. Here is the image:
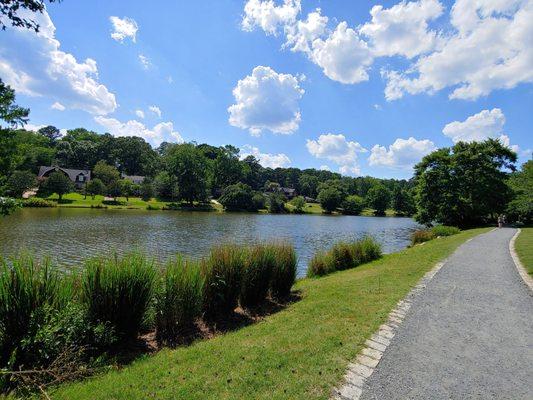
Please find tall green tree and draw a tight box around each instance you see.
[166,143,209,205]
[391,187,415,216]
[93,161,120,186]
[38,125,61,143]
[6,171,37,198]
[506,160,533,224]
[85,178,105,199]
[42,171,72,201]
[317,185,343,213]
[366,184,390,216]
[414,139,516,227]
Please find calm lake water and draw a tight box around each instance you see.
[0,208,421,276]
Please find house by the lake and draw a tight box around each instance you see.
[38,166,91,189]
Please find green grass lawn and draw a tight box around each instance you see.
[515,227,533,274]
[50,228,489,400]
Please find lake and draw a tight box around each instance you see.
[0,208,421,276]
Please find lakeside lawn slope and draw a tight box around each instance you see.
[51,228,489,400]
[515,227,533,274]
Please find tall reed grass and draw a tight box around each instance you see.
[307,237,382,277]
[155,256,204,343]
[82,253,156,341]
[240,245,275,308]
[269,243,297,299]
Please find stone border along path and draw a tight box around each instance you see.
[509,228,533,292]
[332,259,448,400]
[332,227,533,400]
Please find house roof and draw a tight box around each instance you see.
[38,166,91,181]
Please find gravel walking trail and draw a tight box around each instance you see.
[360,228,533,400]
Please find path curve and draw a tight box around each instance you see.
[359,228,533,400]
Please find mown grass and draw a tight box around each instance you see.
[515,227,533,274]
[50,228,489,400]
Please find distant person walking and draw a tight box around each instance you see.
[498,215,504,228]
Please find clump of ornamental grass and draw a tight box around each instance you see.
[202,245,244,317]
[269,243,297,299]
[431,225,460,237]
[82,252,156,342]
[23,197,57,208]
[155,256,204,344]
[0,255,72,368]
[411,229,436,245]
[240,245,275,309]
[307,251,335,277]
[307,237,382,277]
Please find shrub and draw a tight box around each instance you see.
[41,171,73,201]
[290,196,306,213]
[0,255,72,369]
[82,253,156,342]
[23,197,56,207]
[252,193,266,210]
[219,183,256,211]
[331,242,356,271]
[6,170,37,198]
[431,225,460,237]
[307,251,335,277]
[358,236,383,262]
[146,204,160,210]
[267,192,287,213]
[341,195,364,215]
[269,243,297,299]
[317,186,343,213]
[155,256,204,343]
[411,229,435,245]
[0,197,21,216]
[202,245,244,317]
[240,245,275,309]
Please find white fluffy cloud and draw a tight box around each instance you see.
[306,133,367,175]
[442,108,505,143]
[51,102,65,111]
[240,145,291,168]
[138,54,151,70]
[135,109,145,119]
[94,116,183,147]
[149,105,162,118]
[0,10,116,115]
[383,0,533,100]
[360,0,443,58]
[242,0,301,35]
[109,16,138,43]
[228,66,304,136]
[284,9,328,54]
[368,137,436,168]
[311,22,373,84]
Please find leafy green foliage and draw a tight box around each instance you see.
[0,79,29,128]
[92,161,120,186]
[431,225,460,237]
[317,185,343,213]
[5,170,37,198]
[85,178,105,199]
[267,192,287,213]
[391,187,415,216]
[341,195,364,215]
[290,196,306,213]
[0,196,20,216]
[307,251,335,277]
[0,0,60,32]
[506,160,533,224]
[414,139,517,228]
[82,253,156,342]
[219,183,256,211]
[155,256,204,344]
[366,184,390,215]
[41,171,73,200]
[23,197,56,207]
[410,230,436,245]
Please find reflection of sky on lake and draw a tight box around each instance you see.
[1,208,421,277]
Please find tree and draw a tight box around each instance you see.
[212,146,244,193]
[0,79,29,128]
[93,161,120,186]
[341,195,364,215]
[506,160,533,224]
[140,178,155,201]
[219,183,256,211]
[267,192,286,213]
[153,171,178,200]
[42,171,72,201]
[111,136,157,176]
[6,170,37,198]
[165,143,209,205]
[106,180,122,200]
[414,139,516,227]
[290,196,306,213]
[317,186,343,213]
[120,179,134,201]
[1,0,61,32]
[391,187,415,216]
[38,125,61,143]
[85,178,105,199]
[366,185,390,216]
[299,174,319,198]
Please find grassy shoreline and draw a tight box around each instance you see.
[24,193,401,217]
[50,228,489,400]
[515,227,533,274]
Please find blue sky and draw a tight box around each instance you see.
[1,0,531,178]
